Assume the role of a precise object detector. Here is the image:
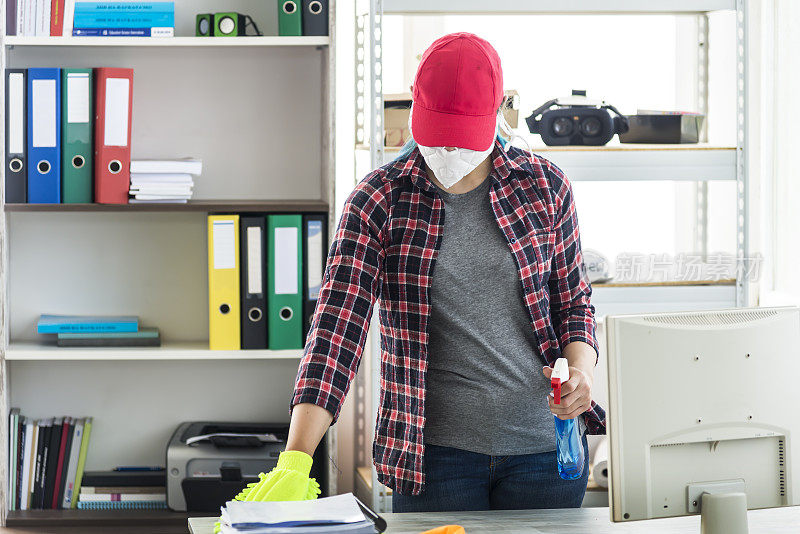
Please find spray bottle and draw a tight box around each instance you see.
[551,357,585,480]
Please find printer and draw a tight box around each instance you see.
[166,421,327,512]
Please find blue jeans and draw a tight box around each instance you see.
[392,434,589,512]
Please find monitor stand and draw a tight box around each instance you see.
[700,492,749,534]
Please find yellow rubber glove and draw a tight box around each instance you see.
[214,451,321,533]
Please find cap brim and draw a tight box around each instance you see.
[411,104,496,151]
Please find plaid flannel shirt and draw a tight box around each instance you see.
[292,139,604,496]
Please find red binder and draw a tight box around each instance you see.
[94,68,133,204]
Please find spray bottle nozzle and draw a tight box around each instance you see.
[551,358,570,406]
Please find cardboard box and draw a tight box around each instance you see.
[383,90,520,147]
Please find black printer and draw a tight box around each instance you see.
[166,422,327,512]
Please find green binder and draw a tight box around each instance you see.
[278,0,302,36]
[268,214,303,350]
[61,69,93,203]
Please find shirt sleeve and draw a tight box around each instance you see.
[290,185,384,423]
[546,164,599,360]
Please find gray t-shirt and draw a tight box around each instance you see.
[424,174,556,456]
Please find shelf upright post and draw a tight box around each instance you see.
[694,13,710,261]
[735,0,750,306]
[0,8,9,525]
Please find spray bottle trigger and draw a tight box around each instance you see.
[551,377,561,405]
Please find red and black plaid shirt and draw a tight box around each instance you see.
[292,139,604,495]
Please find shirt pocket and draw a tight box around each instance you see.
[511,229,553,292]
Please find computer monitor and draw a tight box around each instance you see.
[605,307,799,531]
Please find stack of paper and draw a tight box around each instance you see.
[129,159,202,203]
[217,493,378,534]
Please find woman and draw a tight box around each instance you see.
[252,32,604,512]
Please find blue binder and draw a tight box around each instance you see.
[27,68,61,204]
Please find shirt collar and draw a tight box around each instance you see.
[388,138,519,192]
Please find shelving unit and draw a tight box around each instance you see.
[0,0,337,526]
[353,0,750,513]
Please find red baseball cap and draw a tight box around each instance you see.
[410,32,504,151]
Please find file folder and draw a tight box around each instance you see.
[240,216,268,350]
[94,68,133,204]
[302,0,328,36]
[208,215,241,350]
[27,68,61,204]
[267,214,303,350]
[62,69,93,203]
[302,213,328,343]
[5,69,27,203]
[278,0,302,36]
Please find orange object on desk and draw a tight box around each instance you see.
[420,526,466,534]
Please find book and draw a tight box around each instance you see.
[61,418,84,508]
[70,417,92,509]
[57,327,161,347]
[6,0,17,35]
[9,408,19,510]
[80,470,166,487]
[37,315,138,334]
[73,11,174,28]
[130,158,202,175]
[50,0,64,35]
[15,415,25,510]
[53,417,74,508]
[72,27,173,37]
[73,1,174,14]
[78,492,165,502]
[77,500,167,510]
[42,417,63,508]
[21,420,37,510]
[63,0,75,35]
[81,486,164,494]
[130,173,193,184]
[33,418,52,509]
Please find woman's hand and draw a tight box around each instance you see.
[542,363,594,421]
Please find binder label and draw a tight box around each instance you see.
[8,73,24,154]
[32,79,57,148]
[246,226,263,294]
[104,78,130,146]
[275,227,299,294]
[66,73,91,124]
[212,221,236,270]
[307,220,323,299]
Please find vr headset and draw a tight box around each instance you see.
[525,90,629,146]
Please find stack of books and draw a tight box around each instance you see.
[129,159,202,204]
[8,410,93,511]
[217,493,379,534]
[6,1,175,37]
[77,470,166,510]
[37,315,161,347]
[73,1,175,37]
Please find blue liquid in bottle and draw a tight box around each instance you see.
[554,416,585,480]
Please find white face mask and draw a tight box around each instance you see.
[408,104,495,189]
[416,145,493,189]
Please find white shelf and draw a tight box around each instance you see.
[592,282,737,318]
[3,36,330,47]
[5,341,304,361]
[372,144,737,182]
[383,0,735,15]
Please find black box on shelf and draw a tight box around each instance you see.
[619,112,705,144]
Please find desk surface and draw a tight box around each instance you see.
[188,506,800,534]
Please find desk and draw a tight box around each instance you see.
[188,506,800,534]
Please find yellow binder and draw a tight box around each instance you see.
[208,215,241,350]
